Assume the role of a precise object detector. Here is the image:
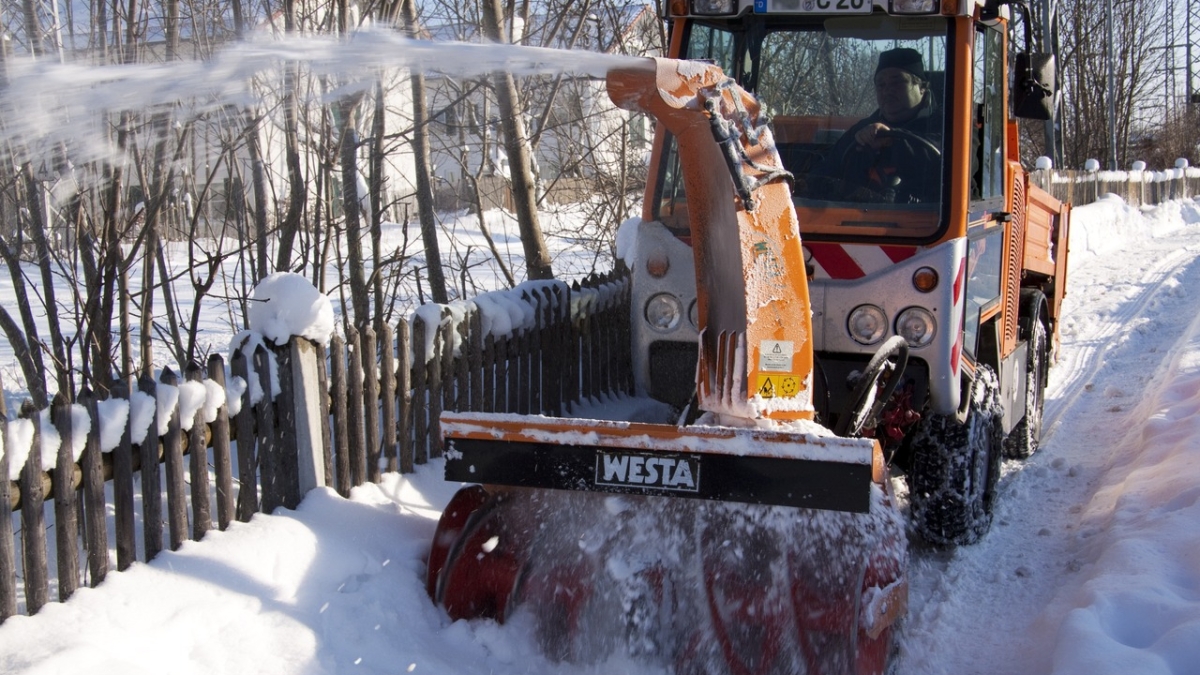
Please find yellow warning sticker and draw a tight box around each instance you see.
[757,374,801,398]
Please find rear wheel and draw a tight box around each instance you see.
[906,366,1004,547]
[1004,316,1048,459]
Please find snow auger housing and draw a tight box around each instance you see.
[426,57,909,675]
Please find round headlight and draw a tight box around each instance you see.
[645,293,683,332]
[896,307,936,347]
[848,305,887,345]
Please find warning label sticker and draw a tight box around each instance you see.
[756,374,801,399]
[759,340,794,372]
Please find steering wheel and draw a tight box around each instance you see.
[878,128,941,159]
[826,128,942,203]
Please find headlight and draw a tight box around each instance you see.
[896,307,936,347]
[848,305,887,345]
[646,293,683,332]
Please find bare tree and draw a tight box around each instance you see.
[401,0,449,303]
[481,0,553,280]
[1053,0,1169,168]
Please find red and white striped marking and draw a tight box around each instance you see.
[804,243,918,280]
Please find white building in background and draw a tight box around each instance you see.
[421,5,662,205]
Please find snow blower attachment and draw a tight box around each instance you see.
[426,57,909,675]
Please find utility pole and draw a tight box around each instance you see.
[1105,0,1117,170]
[1189,0,1199,109]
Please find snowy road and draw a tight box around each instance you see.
[1,196,1199,675]
[898,197,1200,675]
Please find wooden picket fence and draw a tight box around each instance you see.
[1031,168,1198,208]
[0,267,631,622]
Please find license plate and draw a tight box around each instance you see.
[755,0,872,13]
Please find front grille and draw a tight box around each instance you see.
[649,341,699,409]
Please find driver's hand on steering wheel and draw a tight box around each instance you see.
[854,122,891,149]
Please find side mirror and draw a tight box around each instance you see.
[1013,52,1055,120]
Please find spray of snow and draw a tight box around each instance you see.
[0,30,642,172]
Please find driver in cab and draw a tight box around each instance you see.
[818,47,942,203]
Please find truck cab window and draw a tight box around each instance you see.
[655,16,951,242]
[970,26,1005,204]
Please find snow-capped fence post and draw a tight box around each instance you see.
[20,400,49,614]
[578,280,597,401]
[507,328,523,413]
[379,323,398,475]
[186,362,212,541]
[272,347,300,510]
[411,315,430,466]
[519,293,536,415]
[483,332,498,414]
[78,389,108,586]
[276,337,327,507]
[468,310,484,413]
[438,309,454,440]
[530,291,546,414]
[138,373,164,561]
[496,327,512,414]
[544,283,561,415]
[0,371,16,621]
[568,281,583,405]
[52,394,80,601]
[160,368,189,552]
[396,319,414,474]
[361,327,382,484]
[433,310,451,458]
[206,354,235,531]
[453,313,470,413]
[315,351,334,488]
[329,333,351,497]
[112,377,138,570]
[346,326,368,487]
[254,345,282,514]
[230,350,258,522]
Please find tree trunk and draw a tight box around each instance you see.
[22,164,71,393]
[401,0,449,303]
[481,0,553,281]
[244,109,270,282]
[275,62,308,272]
[340,98,371,326]
[370,78,387,329]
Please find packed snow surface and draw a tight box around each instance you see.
[2,197,1200,675]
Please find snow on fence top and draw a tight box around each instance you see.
[412,279,571,363]
[0,273,332,478]
[246,273,336,347]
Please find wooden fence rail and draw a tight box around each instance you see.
[0,267,630,622]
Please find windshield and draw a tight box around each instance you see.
[660,15,950,242]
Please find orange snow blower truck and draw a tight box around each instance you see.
[426,0,1069,673]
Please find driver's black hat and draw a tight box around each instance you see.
[876,48,925,80]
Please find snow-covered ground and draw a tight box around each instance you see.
[1,195,1199,675]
